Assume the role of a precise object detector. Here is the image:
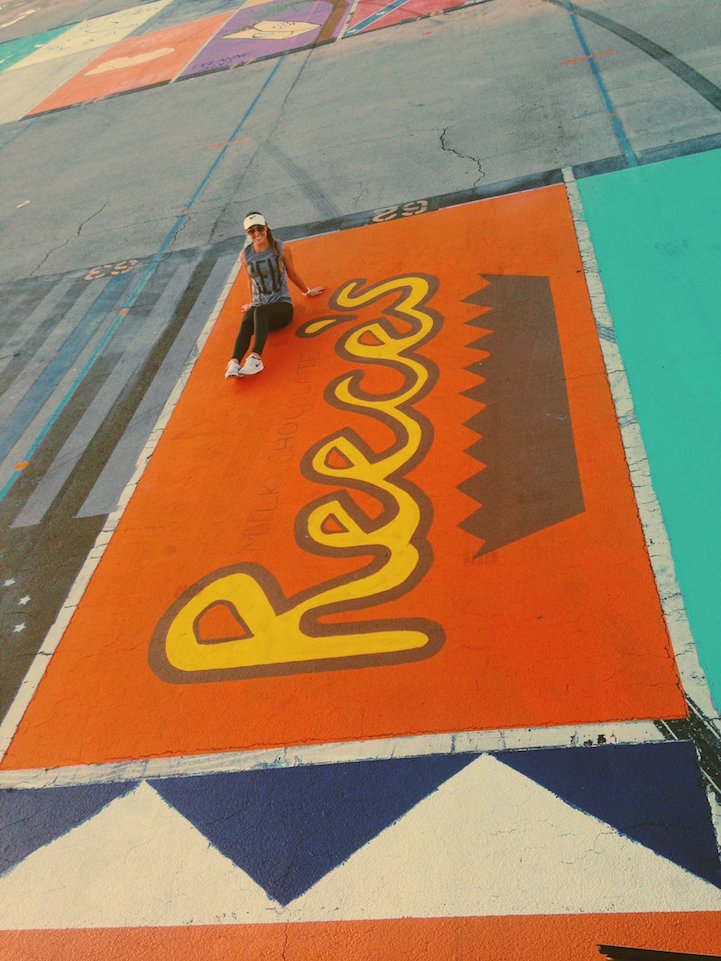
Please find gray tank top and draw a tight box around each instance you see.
[244,240,291,306]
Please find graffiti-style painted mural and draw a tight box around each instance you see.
[0,191,689,769]
[0,0,175,122]
[29,13,236,113]
[1,743,721,924]
[181,0,349,76]
[0,0,493,120]
[2,0,721,953]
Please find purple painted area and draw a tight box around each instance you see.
[180,0,336,77]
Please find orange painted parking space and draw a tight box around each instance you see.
[2,913,721,960]
[29,14,233,114]
[2,189,686,770]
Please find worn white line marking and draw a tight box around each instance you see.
[0,719,665,789]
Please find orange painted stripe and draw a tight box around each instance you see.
[1,913,721,961]
[206,137,250,149]
[562,48,616,65]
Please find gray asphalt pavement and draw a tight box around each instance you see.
[2,0,720,285]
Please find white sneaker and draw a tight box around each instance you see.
[239,353,264,376]
[225,359,242,378]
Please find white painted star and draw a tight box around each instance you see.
[2,578,15,587]
[18,596,30,605]
[12,623,26,633]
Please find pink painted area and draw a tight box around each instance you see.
[345,0,477,35]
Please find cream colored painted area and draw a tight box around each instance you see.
[1,759,720,929]
[7,0,174,71]
[0,51,96,123]
[0,783,281,929]
[288,756,721,919]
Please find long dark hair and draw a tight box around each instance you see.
[246,211,283,271]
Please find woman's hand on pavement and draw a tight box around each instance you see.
[305,287,324,297]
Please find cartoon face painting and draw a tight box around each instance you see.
[225,20,319,41]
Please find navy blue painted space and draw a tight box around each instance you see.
[150,752,474,904]
[497,740,721,887]
[0,781,136,877]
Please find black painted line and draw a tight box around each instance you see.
[544,0,721,114]
[599,946,721,960]
[0,276,76,384]
[261,128,721,248]
[11,259,193,529]
[259,139,343,219]
[273,167,565,244]
[639,130,721,164]
[0,277,99,409]
[0,275,133,483]
[655,697,721,803]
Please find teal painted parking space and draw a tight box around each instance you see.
[0,26,71,74]
[578,149,721,712]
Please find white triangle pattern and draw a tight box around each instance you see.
[287,755,721,919]
[0,782,282,929]
[1,756,720,929]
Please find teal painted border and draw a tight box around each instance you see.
[579,149,721,712]
[0,26,72,75]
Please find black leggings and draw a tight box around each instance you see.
[232,301,294,360]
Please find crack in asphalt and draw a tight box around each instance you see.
[28,200,109,274]
[440,125,485,186]
[31,237,72,276]
[76,201,108,238]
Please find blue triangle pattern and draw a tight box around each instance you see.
[0,781,137,877]
[496,740,721,887]
[150,752,474,904]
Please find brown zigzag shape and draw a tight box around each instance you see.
[457,275,585,556]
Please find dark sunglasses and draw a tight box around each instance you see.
[247,224,266,234]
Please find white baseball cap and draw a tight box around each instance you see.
[243,212,266,230]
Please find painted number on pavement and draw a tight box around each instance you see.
[372,200,428,223]
[84,260,138,281]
